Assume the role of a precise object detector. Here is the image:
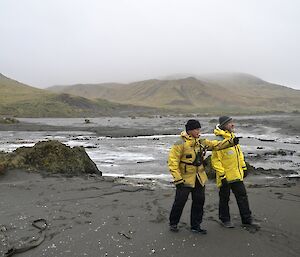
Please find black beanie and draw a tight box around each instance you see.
[185,119,201,131]
[219,116,232,129]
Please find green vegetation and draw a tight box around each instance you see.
[48,73,300,114]
[0,73,159,117]
[1,72,300,117]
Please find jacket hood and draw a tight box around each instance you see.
[214,125,233,138]
[180,130,193,140]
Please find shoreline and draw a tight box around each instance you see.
[0,113,299,137]
[0,122,179,138]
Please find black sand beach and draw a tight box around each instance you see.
[0,170,299,257]
[0,114,299,256]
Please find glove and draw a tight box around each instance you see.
[176,182,184,189]
[243,166,248,178]
[233,137,239,145]
[221,178,228,187]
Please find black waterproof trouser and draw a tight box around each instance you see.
[219,181,252,224]
[169,179,205,229]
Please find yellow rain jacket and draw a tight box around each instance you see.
[168,131,235,187]
[211,126,247,187]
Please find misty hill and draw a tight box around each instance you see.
[48,73,300,114]
[0,73,156,117]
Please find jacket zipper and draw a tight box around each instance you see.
[194,138,199,178]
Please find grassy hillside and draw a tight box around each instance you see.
[47,73,300,114]
[2,72,299,117]
[0,73,50,103]
[201,73,300,111]
[0,73,158,117]
[49,82,124,99]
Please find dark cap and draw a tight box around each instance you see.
[185,119,201,131]
[219,116,232,129]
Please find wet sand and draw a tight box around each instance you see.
[0,170,299,257]
[0,122,178,138]
[0,114,299,137]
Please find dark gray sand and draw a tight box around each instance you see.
[1,114,299,137]
[0,170,299,257]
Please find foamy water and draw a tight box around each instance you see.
[0,116,299,179]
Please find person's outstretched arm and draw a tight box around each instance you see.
[201,137,236,151]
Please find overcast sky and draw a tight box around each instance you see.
[0,0,300,89]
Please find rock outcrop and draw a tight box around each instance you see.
[0,140,101,175]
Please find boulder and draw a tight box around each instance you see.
[0,140,101,175]
[0,163,6,175]
[0,151,9,175]
[204,155,215,180]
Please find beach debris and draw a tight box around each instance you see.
[258,138,276,142]
[0,225,7,232]
[0,140,101,175]
[118,231,131,239]
[4,219,48,257]
[0,117,19,124]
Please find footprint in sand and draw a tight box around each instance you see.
[274,192,284,199]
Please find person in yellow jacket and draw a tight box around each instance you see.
[211,116,258,229]
[168,119,239,234]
